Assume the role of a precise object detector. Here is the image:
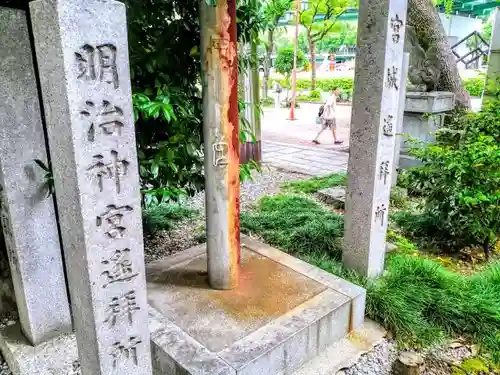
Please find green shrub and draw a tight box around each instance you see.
[309,89,321,99]
[405,100,500,256]
[261,96,275,107]
[463,77,485,97]
[142,204,197,234]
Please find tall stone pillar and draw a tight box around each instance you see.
[199,0,241,290]
[0,6,72,345]
[30,0,152,373]
[343,0,408,277]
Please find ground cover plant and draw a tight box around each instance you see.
[241,177,500,361]
[142,204,197,235]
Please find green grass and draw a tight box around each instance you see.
[281,172,347,194]
[142,204,197,234]
[241,195,344,258]
[242,194,500,360]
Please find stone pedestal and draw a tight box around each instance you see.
[399,91,455,168]
[148,237,366,375]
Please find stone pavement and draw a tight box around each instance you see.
[262,103,352,151]
[262,140,348,176]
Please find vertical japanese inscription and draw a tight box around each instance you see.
[212,128,228,168]
[386,67,399,90]
[73,29,147,370]
[110,336,142,368]
[390,14,404,43]
[383,115,394,136]
[75,44,119,88]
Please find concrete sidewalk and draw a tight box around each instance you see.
[262,140,348,176]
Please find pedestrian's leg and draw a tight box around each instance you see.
[332,119,343,144]
[313,125,325,144]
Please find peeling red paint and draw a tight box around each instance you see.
[216,0,240,287]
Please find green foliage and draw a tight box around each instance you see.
[390,186,409,209]
[404,100,500,255]
[463,77,485,97]
[274,46,307,78]
[296,89,322,102]
[367,252,500,358]
[33,159,55,198]
[299,0,352,45]
[261,96,276,107]
[281,172,347,194]
[280,77,481,97]
[241,195,344,257]
[241,193,500,359]
[125,0,204,205]
[142,203,197,235]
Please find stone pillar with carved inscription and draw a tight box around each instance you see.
[199,0,241,290]
[30,0,152,374]
[343,0,408,278]
[0,6,72,345]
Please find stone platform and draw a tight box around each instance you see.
[147,236,366,375]
[0,237,366,375]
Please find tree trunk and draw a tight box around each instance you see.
[263,29,274,99]
[408,0,471,108]
[308,31,317,90]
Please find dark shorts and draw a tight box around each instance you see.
[322,118,336,129]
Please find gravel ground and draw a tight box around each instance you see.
[144,165,306,263]
[342,338,474,375]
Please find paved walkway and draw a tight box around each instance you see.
[262,141,348,176]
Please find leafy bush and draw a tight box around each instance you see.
[296,89,323,103]
[274,47,307,79]
[261,96,275,107]
[463,77,485,97]
[290,77,482,97]
[404,100,500,256]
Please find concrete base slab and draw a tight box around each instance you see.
[147,236,366,375]
[0,324,79,375]
[293,320,386,375]
[0,237,367,375]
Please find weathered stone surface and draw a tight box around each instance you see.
[405,25,440,92]
[343,0,408,277]
[399,91,455,169]
[392,52,410,186]
[0,7,72,345]
[317,187,346,209]
[483,9,500,104]
[146,237,365,375]
[393,352,424,375]
[404,91,455,113]
[0,323,78,375]
[30,0,151,373]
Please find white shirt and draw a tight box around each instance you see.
[322,94,337,120]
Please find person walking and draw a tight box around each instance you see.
[312,87,343,145]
